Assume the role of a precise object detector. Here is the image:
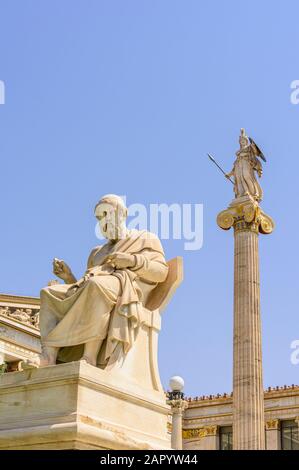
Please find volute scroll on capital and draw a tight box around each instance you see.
[217,200,274,235]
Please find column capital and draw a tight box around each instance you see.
[204,424,218,436]
[266,419,280,430]
[217,196,274,235]
[167,398,188,414]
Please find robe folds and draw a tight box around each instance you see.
[40,229,169,365]
[233,148,263,201]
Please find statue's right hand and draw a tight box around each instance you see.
[53,258,72,280]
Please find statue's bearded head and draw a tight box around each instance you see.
[94,194,128,242]
[239,128,249,149]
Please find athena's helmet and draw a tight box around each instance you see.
[239,128,250,147]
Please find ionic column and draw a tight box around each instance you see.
[266,419,281,450]
[202,425,218,450]
[217,196,274,450]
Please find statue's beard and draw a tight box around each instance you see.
[104,223,126,241]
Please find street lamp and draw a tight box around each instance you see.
[167,376,188,450]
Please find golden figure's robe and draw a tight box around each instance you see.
[40,230,168,365]
[232,148,263,201]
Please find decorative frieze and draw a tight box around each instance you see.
[0,305,40,329]
[183,428,207,440]
[183,425,218,440]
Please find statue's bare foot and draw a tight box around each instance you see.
[20,357,40,370]
[81,339,102,367]
[21,346,58,370]
[81,355,97,367]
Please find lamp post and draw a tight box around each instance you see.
[167,376,188,450]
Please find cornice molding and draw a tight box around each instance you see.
[0,293,40,306]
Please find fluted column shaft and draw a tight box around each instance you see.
[233,227,265,450]
[217,197,274,451]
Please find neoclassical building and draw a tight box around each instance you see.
[183,388,299,450]
[0,293,298,450]
[0,294,40,370]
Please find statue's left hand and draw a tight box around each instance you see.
[105,252,136,269]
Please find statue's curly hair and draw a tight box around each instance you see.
[94,194,128,217]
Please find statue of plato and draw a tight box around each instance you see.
[27,194,169,368]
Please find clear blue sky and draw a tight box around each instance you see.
[0,1,298,396]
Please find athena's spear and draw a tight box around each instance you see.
[207,153,234,185]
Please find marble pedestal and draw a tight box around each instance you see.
[0,360,171,450]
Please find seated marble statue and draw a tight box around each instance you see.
[32,194,169,368]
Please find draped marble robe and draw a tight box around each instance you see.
[231,146,263,201]
[40,230,169,366]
